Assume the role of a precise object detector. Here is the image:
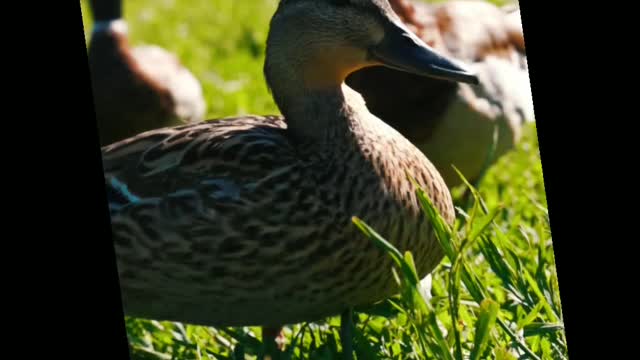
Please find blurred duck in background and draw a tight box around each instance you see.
[86,0,206,146]
[348,0,534,188]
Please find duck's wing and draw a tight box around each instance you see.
[131,45,207,124]
[430,1,526,63]
[504,9,526,55]
[102,115,348,320]
[460,57,535,127]
[102,115,291,214]
[387,0,445,49]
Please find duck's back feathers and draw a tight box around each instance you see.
[103,115,290,205]
[504,9,526,53]
[103,115,313,326]
[103,115,361,326]
[130,45,207,124]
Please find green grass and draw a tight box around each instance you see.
[80,0,565,359]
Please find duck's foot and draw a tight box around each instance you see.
[341,308,354,360]
[262,326,283,360]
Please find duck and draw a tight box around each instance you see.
[347,0,534,188]
[101,0,478,358]
[86,0,206,147]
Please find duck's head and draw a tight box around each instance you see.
[89,0,126,36]
[264,0,478,103]
[89,0,121,22]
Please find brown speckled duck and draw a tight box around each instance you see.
[347,0,534,188]
[86,0,206,146]
[101,0,477,357]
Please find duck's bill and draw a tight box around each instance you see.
[369,20,479,85]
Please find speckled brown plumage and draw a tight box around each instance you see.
[104,99,451,327]
[102,0,473,331]
[347,0,534,188]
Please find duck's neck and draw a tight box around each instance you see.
[274,83,364,148]
[264,21,377,149]
[92,19,128,37]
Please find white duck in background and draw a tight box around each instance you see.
[347,0,535,304]
[348,0,535,189]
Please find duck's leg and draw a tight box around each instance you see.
[262,326,283,360]
[340,308,354,360]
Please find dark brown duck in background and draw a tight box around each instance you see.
[347,0,534,188]
[86,0,206,147]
